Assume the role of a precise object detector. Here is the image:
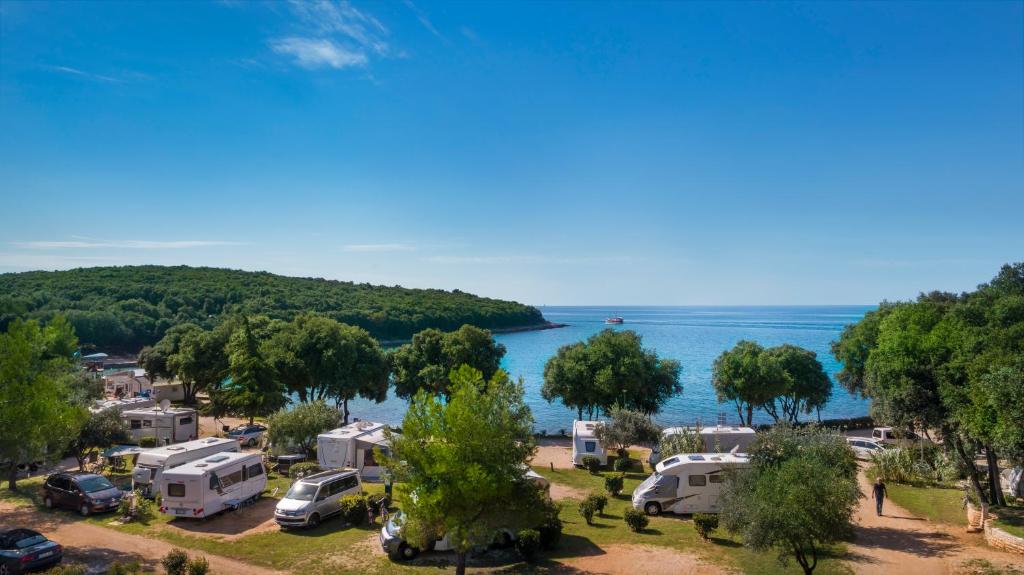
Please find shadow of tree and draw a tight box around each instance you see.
[853,525,961,558]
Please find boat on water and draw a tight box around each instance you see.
[605,316,624,324]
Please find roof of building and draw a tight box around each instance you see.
[573,420,603,438]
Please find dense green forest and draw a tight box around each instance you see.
[0,266,548,352]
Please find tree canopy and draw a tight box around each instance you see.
[389,325,506,400]
[209,317,289,425]
[266,400,342,456]
[541,329,682,418]
[594,407,662,454]
[0,265,547,351]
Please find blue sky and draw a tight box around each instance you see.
[1,1,1021,305]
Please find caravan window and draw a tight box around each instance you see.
[143,420,152,428]
[210,475,221,491]
[363,448,377,467]
[709,475,724,484]
[178,416,194,425]
[220,469,243,488]
[247,463,263,478]
[688,475,707,487]
[130,420,142,429]
[167,483,186,497]
[584,441,596,453]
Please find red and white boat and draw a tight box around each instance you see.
[605,316,624,324]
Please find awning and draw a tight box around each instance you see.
[102,445,147,458]
[355,428,390,450]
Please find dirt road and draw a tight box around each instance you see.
[0,502,283,575]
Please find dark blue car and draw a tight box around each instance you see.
[0,529,62,575]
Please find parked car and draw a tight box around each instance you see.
[227,424,267,447]
[274,469,362,529]
[42,472,123,517]
[847,437,886,460]
[0,529,63,574]
[871,427,919,445]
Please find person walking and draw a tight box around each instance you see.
[379,499,389,523]
[873,477,887,516]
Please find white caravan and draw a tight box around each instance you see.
[159,452,266,519]
[122,407,198,445]
[131,437,239,498]
[649,425,756,466]
[317,421,394,480]
[89,397,156,415]
[571,420,607,466]
[632,452,750,516]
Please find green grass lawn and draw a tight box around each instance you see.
[883,483,965,526]
[992,506,1024,539]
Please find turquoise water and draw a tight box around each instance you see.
[345,306,873,431]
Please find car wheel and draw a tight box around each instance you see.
[397,543,419,561]
[247,438,257,447]
[494,531,513,549]
[43,495,54,509]
[307,513,320,528]
[644,502,661,516]
[80,503,91,517]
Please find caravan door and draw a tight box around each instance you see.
[679,474,707,513]
[242,460,266,501]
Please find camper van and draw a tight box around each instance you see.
[571,420,607,466]
[122,407,198,445]
[131,437,239,497]
[317,421,393,480]
[159,452,266,519]
[632,452,750,516]
[89,397,156,415]
[648,425,757,467]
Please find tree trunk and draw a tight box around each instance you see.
[343,398,350,425]
[455,551,467,575]
[952,435,989,505]
[986,446,1006,507]
[745,404,753,427]
[577,407,583,421]
[248,415,255,425]
[7,465,17,491]
[297,389,308,403]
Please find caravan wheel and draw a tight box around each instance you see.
[79,503,91,517]
[643,502,661,516]
[397,543,419,561]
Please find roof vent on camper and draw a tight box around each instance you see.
[206,455,229,463]
[661,457,680,466]
[356,420,373,429]
[687,455,706,461]
[204,438,219,444]
[167,447,185,451]
[195,463,207,467]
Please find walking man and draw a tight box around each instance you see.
[873,477,887,516]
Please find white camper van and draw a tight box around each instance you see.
[632,452,750,516]
[648,425,757,466]
[159,452,266,519]
[571,420,607,466]
[132,437,239,497]
[122,407,198,445]
[317,421,393,480]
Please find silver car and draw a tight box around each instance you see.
[274,469,362,528]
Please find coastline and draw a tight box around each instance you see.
[379,320,568,347]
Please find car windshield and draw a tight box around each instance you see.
[284,482,318,501]
[228,427,247,435]
[14,534,47,549]
[78,476,116,493]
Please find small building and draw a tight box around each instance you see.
[152,382,185,402]
[103,368,152,398]
[122,407,199,445]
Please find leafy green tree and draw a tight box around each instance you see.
[68,409,130,471]
[166,323,232,405]
[542,329,681,418]
[265,401,342,456]
[720,426,859,575]
[210,318,288,425]
[0,317,89,490]
[761,344,832,423]
[593,407,661,455]
[711,341,786,425]
[382,365,542,575]
[830,303,895,396]
[389,325,506,400]
[138,323,201,384]
[657,426,705,462]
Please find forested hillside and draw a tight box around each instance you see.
[0,266,547,351]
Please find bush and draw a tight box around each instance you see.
[43,565,87,575]
[118,490,156,522]
[578,498,597,525]
[605,474,625,496]
[581,455,601,474]
[585,493,608,516]
[186,556,210,575]
[161,549,190,575]
[339,494,369,525]
[515,529,541,561]
[108,561,142,575]
[138,436,159,448]
[658,427,705,462]
[288,462,322,478]
[613,456,632,472]
[693,513,719,540]
[536,500,563,550]
[624,508,649,532]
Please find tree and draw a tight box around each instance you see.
[657,426,705,463]
[761,344,832,423]
[166,323,232,405]
[138,323,201,384]
[711,341,786,426]
[0,317,89,490]
[594,407,661,455]
[719,426,859,575]
[389,325,506,400]
[68,409,130,471]
[209,318,288,425]
[542,329,681,418]
[382,365,541,575]
[265,401,342,456]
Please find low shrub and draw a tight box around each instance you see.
[108,562,142,575]
[693,513,719,540]
[578,498,597,525]
[42,565,87,575]
[585,493,608,516]
[289,462,322,478]
[138,436,159,448]
[605,474,625,496]
[613,457,632,472]
[118,490,156,522]
[581,455,601,474]
[624,508,649,532]
[186,556,210,575]
[515,529,541,561]
[161,549,190,575]
[536,500,563,550]
[339,494,369,525]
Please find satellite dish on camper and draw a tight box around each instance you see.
[159,399,171,412]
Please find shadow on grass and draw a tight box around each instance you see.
[542,533,606,560]
[708,535,742,548]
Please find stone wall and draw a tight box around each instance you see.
[966,501,1024,554]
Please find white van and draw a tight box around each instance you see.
[159,452,266,519]
[132,437,239,497]
[571,420,607,466]
[317,421,394,480]
[632,452,750,516]
[122,407,198,445]
[649,425,757,466]
[274,469,363,529]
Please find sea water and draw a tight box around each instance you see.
[343,305,873,432]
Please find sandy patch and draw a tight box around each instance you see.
[533,438,574,470]
[557,544,729,575]
[161,497,280,541]
[199,415,250,438]
[549,482,589,501]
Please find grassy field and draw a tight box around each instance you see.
[993,506,1024,539]
[883,482,966,525]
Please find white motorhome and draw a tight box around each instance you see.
[649,425,757,466]
[131,437,239,498]
[571,420,607,466]
[122,407,198,445]
[90,397,156,415]
[317,421,394,480]
[159,452,267,519]
[632,452,750,516]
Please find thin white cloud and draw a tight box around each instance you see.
[14,240,244,250]
[423,255,634,265]
[270,37,367,69]
[402,0,445,42]
[342,243,417,252]
[45,65,122,84]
